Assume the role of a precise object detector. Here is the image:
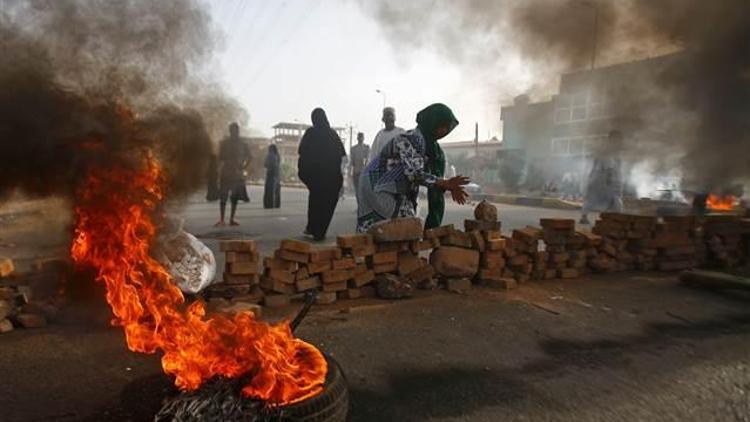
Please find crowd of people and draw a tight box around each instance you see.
[208,104,472,240]
[207,107,627,240]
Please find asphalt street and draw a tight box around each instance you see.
[1,186,750,421]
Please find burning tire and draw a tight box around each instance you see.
[276,354,349,422]
[155,354,348,422]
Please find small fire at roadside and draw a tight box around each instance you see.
[706,194,736,211]
[70,152,327,405]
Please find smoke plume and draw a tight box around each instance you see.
[360,0,750,194]
[0,0,244,199]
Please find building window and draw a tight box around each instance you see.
[554,91,613,123]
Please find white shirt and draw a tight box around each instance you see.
[369,127,405,160]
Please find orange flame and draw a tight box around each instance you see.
[706,194,736,211]
[70,153,326,405]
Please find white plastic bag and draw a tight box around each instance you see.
[155,218,217,294]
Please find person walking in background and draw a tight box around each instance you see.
[215,122,250,227]
[298,108,347,241]
[579,130,624,224]
[357,103,470,233]
[263,144,281,209]
[350,132,369,203]
[369,107,404,160]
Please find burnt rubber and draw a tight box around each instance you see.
[276,355,349,422]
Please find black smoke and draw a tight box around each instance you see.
[360,0,750,193]
[0,0,244,199]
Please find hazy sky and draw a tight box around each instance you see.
[206,0,527,144]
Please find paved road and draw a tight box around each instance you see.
[172,185,581,259]
[3,186,750,421]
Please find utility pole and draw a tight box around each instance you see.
[349,124,353,154]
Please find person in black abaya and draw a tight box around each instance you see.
[298,108,346,241]
[263,144,281,209]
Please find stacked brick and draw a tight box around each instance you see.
[261,239,352,306]
[365,218,436,291]
[703,214,750,269]
[205,240,263,302]
[539,219,589,280]
[590,213,700,272]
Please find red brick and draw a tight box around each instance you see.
[281,239,313,254]
[410,240,435,253]
[264,258,298,272]
[223,273,259,285]
[376,242,410,253]
[266,269,295,284]
[322,270,353,284]
[225,251,258,263]
[469,231,486,251]
[442,232,474,249]
[337,233,374,249]
[509,255,529,266]
[332,257,356,270]
[347,244,377,257]
[307,260,331,274]
[372,262,398,274]
[295,277,322,291]
[371,251,398,265]
[481,251,505,269]
[227,261,259,275]
[550,253,570,264]
[349,270,375,287]
[219,240,257,252]
[278,249,309,264]
[368,217,423,242]
[397,252,423,276]
[309,247,342,262]
[424,224,454,240]
[260,277,294,294]
[486,238,507,251]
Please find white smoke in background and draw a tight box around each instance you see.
[628,161,686,202]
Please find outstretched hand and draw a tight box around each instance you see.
[437,175,471,205]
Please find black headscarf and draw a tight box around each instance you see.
[298,107,346,187]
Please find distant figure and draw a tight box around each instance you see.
[263,144,281,209]
[216,122,250,227]
[298,108,347,241]
[580,130,624,225]
[350,132,370,203]
[357,103,470,233]
[369,107,405,160]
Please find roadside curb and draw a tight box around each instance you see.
[473,193,581,211]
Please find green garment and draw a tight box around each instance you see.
[425,143,446,229]
[416,103,458,230]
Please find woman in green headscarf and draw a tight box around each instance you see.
[356,103,470,232]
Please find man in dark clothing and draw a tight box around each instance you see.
[298,108,347,241]
[216,122,250,227]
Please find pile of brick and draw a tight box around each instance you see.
[703,214,749,269]
[0,258,58,333]
[538,219,590,280]
[427,201,517,291]
[205,240,263,303]
[589,213,701,272]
